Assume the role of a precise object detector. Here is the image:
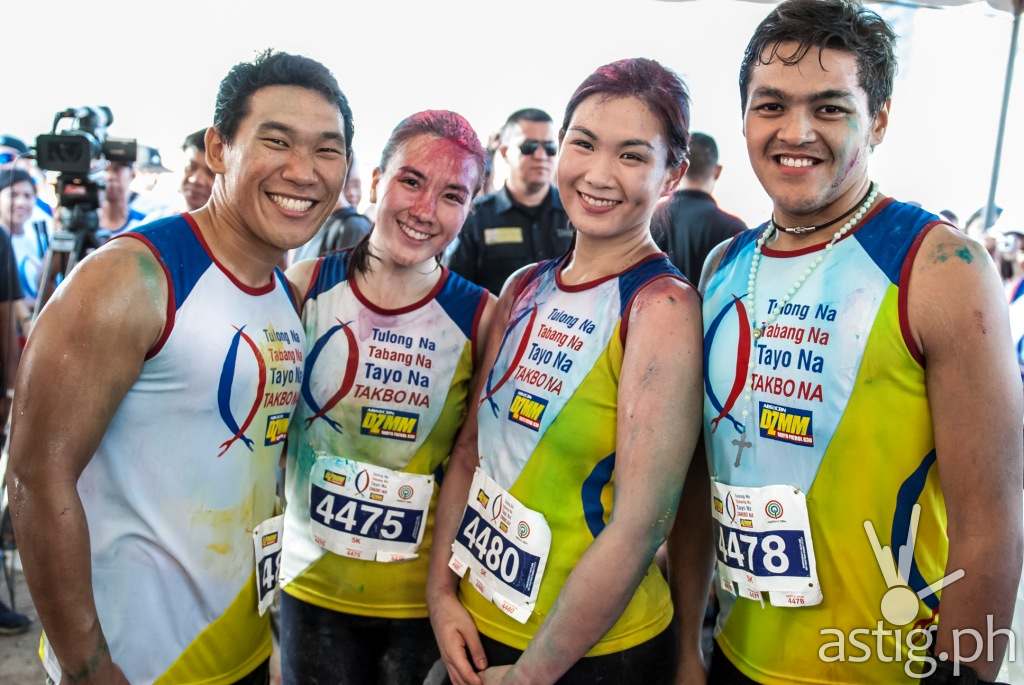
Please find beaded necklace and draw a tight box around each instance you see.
[731,183,879,467]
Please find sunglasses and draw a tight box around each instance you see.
[519,140,557,157]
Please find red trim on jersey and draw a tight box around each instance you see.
[898,221,945,367]
[760,197,894,258]
[556,251,668,292]
[349,266,449,315]
[619,274,689,345]
[470,291,488,361]
[181,213,275,295]
[114,233,176,360]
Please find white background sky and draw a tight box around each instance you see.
[3,0,1022,228]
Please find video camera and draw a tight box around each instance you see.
[34,106,137,218]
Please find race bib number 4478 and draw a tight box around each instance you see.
[449,468,551,624]
[712,481,823,608]
[308,456,434,563]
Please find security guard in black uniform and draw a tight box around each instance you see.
[448,108,572,294]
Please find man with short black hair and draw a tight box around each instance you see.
[9,49,353,685]
[654,132,745,283]
[670,2,1022,683]
[448,108,571,294]
[180,128,215,212]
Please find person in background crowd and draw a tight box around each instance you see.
[447,108,572,294]
[290,186,372,262]
[1,134,56,232]
[998,213,1024,381]
[0,167,27,637]
[479,131,502,198]
[429,58,703,685]
[126,146,175,220]
[344,150,363,209]
[179,128,215,212]
[98,161,147,237]
[939,209,959,229]
[653,131,746,283]
[279,109,495,685]
[681,1,1022,682]
[7,49,353,685]
[0,168,47,336]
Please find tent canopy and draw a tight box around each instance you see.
[658,0,1021,14]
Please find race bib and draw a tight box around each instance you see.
[309,456,433,562]
[252,515,283,616]
[712,481,823,607]
[449,468,551,624]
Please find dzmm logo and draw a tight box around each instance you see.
[360,406,419,442]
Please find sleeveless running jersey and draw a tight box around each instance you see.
[280,251,488,618]
[460,253,685,655]
[40,214,305,685]
[703,200,948,684]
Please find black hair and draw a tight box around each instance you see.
[0,168,35,193]
[213,49,354,157]
[739,0,897,116]
[182,128,207,153]
[349,110,486,276]
[501,108,553,141]
[685,132,719,181]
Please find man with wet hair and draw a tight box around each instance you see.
[8,49,353,685]
[671,2,1022,683]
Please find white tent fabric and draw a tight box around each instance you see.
[659,0,1020,12]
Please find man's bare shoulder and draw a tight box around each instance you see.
[38,237,169,350]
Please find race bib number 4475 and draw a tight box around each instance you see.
[712,481,823,608]
[449,468,551,624]
[309,456,434,563]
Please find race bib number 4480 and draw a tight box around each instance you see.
[308,456,434,563]
[449,468,551,624]
[712,481,823,608]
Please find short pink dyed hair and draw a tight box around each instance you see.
[561,58,691,168]
[379,110,486,193]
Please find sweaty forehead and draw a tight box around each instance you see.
[751,43,863,95]
[572,95,667,145]
[246,85,345,139]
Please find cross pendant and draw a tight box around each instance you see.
[732,435,752,468]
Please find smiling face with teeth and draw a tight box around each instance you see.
[743,43,889,230]
[368,134,480,269]
[207,84,348,253]
[557,95,684,244]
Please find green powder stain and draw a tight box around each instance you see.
[955,246,974,264]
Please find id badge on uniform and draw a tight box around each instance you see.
[252,515,283,616]
[449,468,551,624]
[711,481,823,607]
[308,455,434,562]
